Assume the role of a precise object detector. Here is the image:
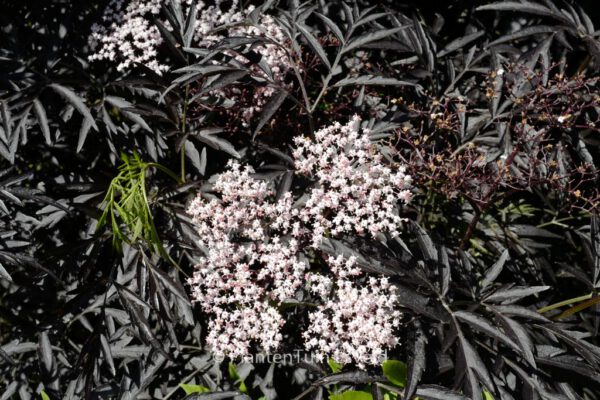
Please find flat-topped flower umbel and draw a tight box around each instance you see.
[187,116,411,365]
[89,0,293,125]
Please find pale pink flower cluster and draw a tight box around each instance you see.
[293,115,413,246]
[187,162,304,358]
[89,0,166,72]
[89,0,292,124]
[228,15,291,125]
[187,117,411,365]
[206,303,284,361]
[305,256,401,368]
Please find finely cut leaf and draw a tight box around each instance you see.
[481,249,509,288]
[100,334,116,376]
[592,213,600,287]
[498,315,536,367]
[184,139,204,174]
[253,90,287,138]
[334,75,417,87]
[411,221,437,262]
[487,26,558,47]
[183,2,197,47]
[195,129,240,158]
[485,286,550,303]
[183,392,245,399]
[454,310,520,352]
[49,84,98,130]
[405,323,427,398]
[315,12,344,42]
[0,263,12,282]
[438,31,484,57]
[76,117,94,153]
[297,23,331,69]
[415,385,470,400]
[459,335,493,394]
[343,27,408,53]
[32,100,51,145]
[476,2,573,25]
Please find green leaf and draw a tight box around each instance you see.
[329,390,373,400]
[180,383,211,395]
[328,358,343,373]
[228,362,240,380]
[483,390,494,400]
[228,362,248,394]
[382,360,407,387]
[40,391,50,400]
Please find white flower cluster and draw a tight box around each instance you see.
[89,0,172,73]
[187,162,303,358]
[293,115,413,246]
[187,117,411,365]
[305,256,401,368]
[89,0,292,123]
[228,15,291,125]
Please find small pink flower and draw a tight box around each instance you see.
[187,117,412,364]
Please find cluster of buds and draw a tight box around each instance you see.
[396,63,599,213]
